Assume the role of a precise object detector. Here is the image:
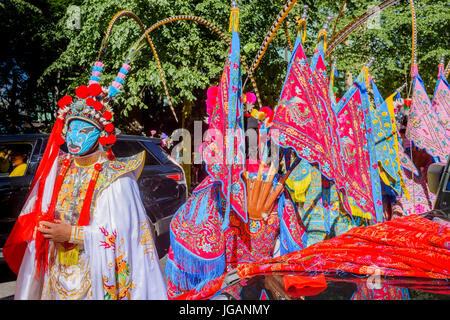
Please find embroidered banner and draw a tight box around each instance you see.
[431,62,450,145]
[370,79,404,196]
[270,33,336,180]
[202,26,247,222]
[406,65,449,161]
[334,69,383,222]
[310,36,346,192]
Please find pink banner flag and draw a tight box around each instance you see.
[431,63,450,141]
[334,70,382,221]
[271,35,336,180]
[202,29,247,223]
[406,65,449,161]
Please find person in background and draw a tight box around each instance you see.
[9,149,28,177]
[0,148,11,173]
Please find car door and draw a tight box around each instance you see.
[0,138,41,250]
[111,138,185,234]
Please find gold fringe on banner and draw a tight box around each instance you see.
[297,18,307,44]
[316,30,328,54]
[229,8,239,32]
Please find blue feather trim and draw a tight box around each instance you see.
[91,66,103,72]
[108,85,120,98]
[119,67,129,75]
[114,76,125,85]
[166,229,225,292]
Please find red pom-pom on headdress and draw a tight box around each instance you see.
[99,136,108,146]
[207,86,219,99]
[103,111,112,121]
[93,101,103,111]
[58,95,73,109]
[104,123,114,133]
[86,98,95,106]
[88,83,103,97]
[75,85,90,99]
[106,148,115,161]
[55,135,66,146]
[107,134,116,145]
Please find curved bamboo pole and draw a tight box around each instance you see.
[247,0,298,76]
[325,0,401,58]
[328,0,347,65]
[409,0,418,68]
[128,15,262,108]
[96,10,178,122]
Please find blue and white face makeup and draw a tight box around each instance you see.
[66,119,101,156]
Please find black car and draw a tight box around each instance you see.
[428,158,450,216]
[0,134,187,262]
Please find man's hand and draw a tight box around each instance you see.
[38,220,72,243]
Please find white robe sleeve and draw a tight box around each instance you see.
[14,155,60,300]
[83,172,168,300]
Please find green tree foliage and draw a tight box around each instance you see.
[1,0,449,135]
[0,0,81,132]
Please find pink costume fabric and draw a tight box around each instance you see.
[270,34,337,181]
[431,62,450,142]
[166,12,306,300]
[333,68,383,222]
[394,149,436,216]
[406,65,449,161]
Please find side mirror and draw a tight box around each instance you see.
[428,163,445,194]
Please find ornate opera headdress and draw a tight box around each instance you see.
[56,59,133,159]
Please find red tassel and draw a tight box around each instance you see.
[107,148,115,160]
[78,163,102,226]
[34,158,71,276]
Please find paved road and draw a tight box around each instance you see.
[0,263,16,300]
[0,249,168,300]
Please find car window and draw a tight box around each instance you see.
[0,143,33,177]
[111,140,160,165]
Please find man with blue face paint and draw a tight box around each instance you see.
[5,61,167,300]
[65,119,101,156]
